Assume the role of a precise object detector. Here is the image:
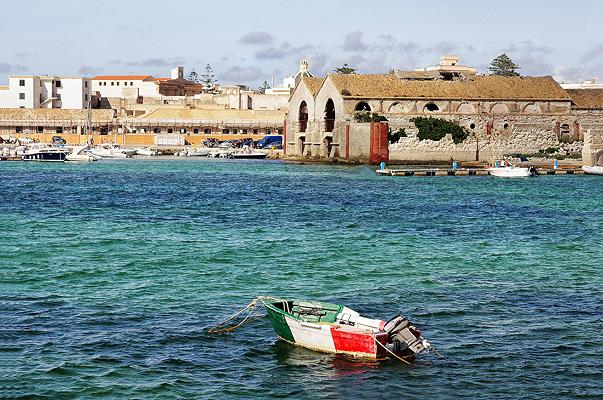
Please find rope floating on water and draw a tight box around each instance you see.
[207,296,268,334]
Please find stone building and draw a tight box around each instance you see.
[285,70,595,162]
[565,89,603,165]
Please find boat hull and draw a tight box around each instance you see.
[582,165,603,175]
[487,167,533,178]
[266,306,388,359]
[23,152,67,162]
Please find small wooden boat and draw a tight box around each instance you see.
[261,298,430,360]
[582,165,603,175]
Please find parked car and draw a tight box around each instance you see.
[256,135,283,149]
[268,141,283,149]
[52,136,66,145]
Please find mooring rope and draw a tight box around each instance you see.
[207,296,273,334]
[371,334,412,365]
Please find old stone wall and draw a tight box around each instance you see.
[386,113,574,162]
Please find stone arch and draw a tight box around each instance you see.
[354,101,371,112]
[457,102,476,114]
[298,101,308,133]
[324,98,335,132]
[490,103,509,114]
[388,102,402,113]
[424,102,440,112]
[523,103,541,114]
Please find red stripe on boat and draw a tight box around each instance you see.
[331,328,388,356]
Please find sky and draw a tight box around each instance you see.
[1,0,602,88]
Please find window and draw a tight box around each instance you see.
[222,129,230,134]
[266,129,271,134]
[130,82,133,86]
[111,82,115,86]
[204,128,211,134]
[56,127,63,133]
[241,129,247,134]
[85,81,88,88]
[116,82,120,86]
[167,128,173,133]
[193,128,199,134]
[37,126,43,133]
[56,80,61,88]
[19,106,25,108]
[424,102,440,112]
[16,126,23,133]
[470,123,476,129]
[19,79,25,86]
[104,82,107,86]
[56,94,61,100]
[19,93,25,100]
[153,128,159,133]
[253,129,258,134]
[85,94,88,101]
[278,129,283,134]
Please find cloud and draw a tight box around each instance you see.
[126,58,184,67]
[219,66,265,83]
[14,52,33,59]
[0,62,28,74]
[108,59,123,65]
[580,43,603,64]
[504,40,554,55]
[342,31,366,52]
[255,45,289,60]
[239,32,274,45]
[78,66,105,76]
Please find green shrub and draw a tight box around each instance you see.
[410,117,469,144]
[354,112,388,123]
[388,128,407,144]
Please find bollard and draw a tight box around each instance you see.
[380,161,385,171]
[554,160,559,170]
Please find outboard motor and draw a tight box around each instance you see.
[384,315,431,356]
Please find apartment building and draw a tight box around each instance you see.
[0,76,91,109]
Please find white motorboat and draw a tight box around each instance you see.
[582,165,603,175]
[135,147,159,156]
[89,144,136,158]
[22,143,69,162]
[487,166,536,178]
[231,147,268,159]
[185,147,210,157]
[65,146,101,162]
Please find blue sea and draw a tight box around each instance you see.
[1,159,602,399]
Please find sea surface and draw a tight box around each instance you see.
[1,159,602,399]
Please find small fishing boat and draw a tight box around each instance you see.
[135,147,159,156]
[261,298,430,360]
[582,165,603,175]
[89,143,136,159]
[487,166,536,178]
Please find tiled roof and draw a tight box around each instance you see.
[302,77,324,96]
[328,74,571,101]
[92,75,154,81]
[565,89,603,109]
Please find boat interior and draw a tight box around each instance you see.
[271,300,342,323]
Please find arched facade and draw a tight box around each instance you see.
[490,103,509,114]
[324,99,335,132]
[354,101,371,112]
[298,101,308,133]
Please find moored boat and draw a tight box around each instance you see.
[22,143,69,162]
[65,145,101,162]
[487,166,536,178]
[89,143,136,158]
[261,298,430,360]
[582,165,603,175]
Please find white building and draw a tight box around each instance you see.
[560,78,603,89]
[415,55,477,76]
[0,75,91,109]
[91,75,160,99]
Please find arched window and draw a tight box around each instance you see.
[424,102,439,112]
[324,99,335,132]
[354,101,371,112]
[298,101,308,133]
